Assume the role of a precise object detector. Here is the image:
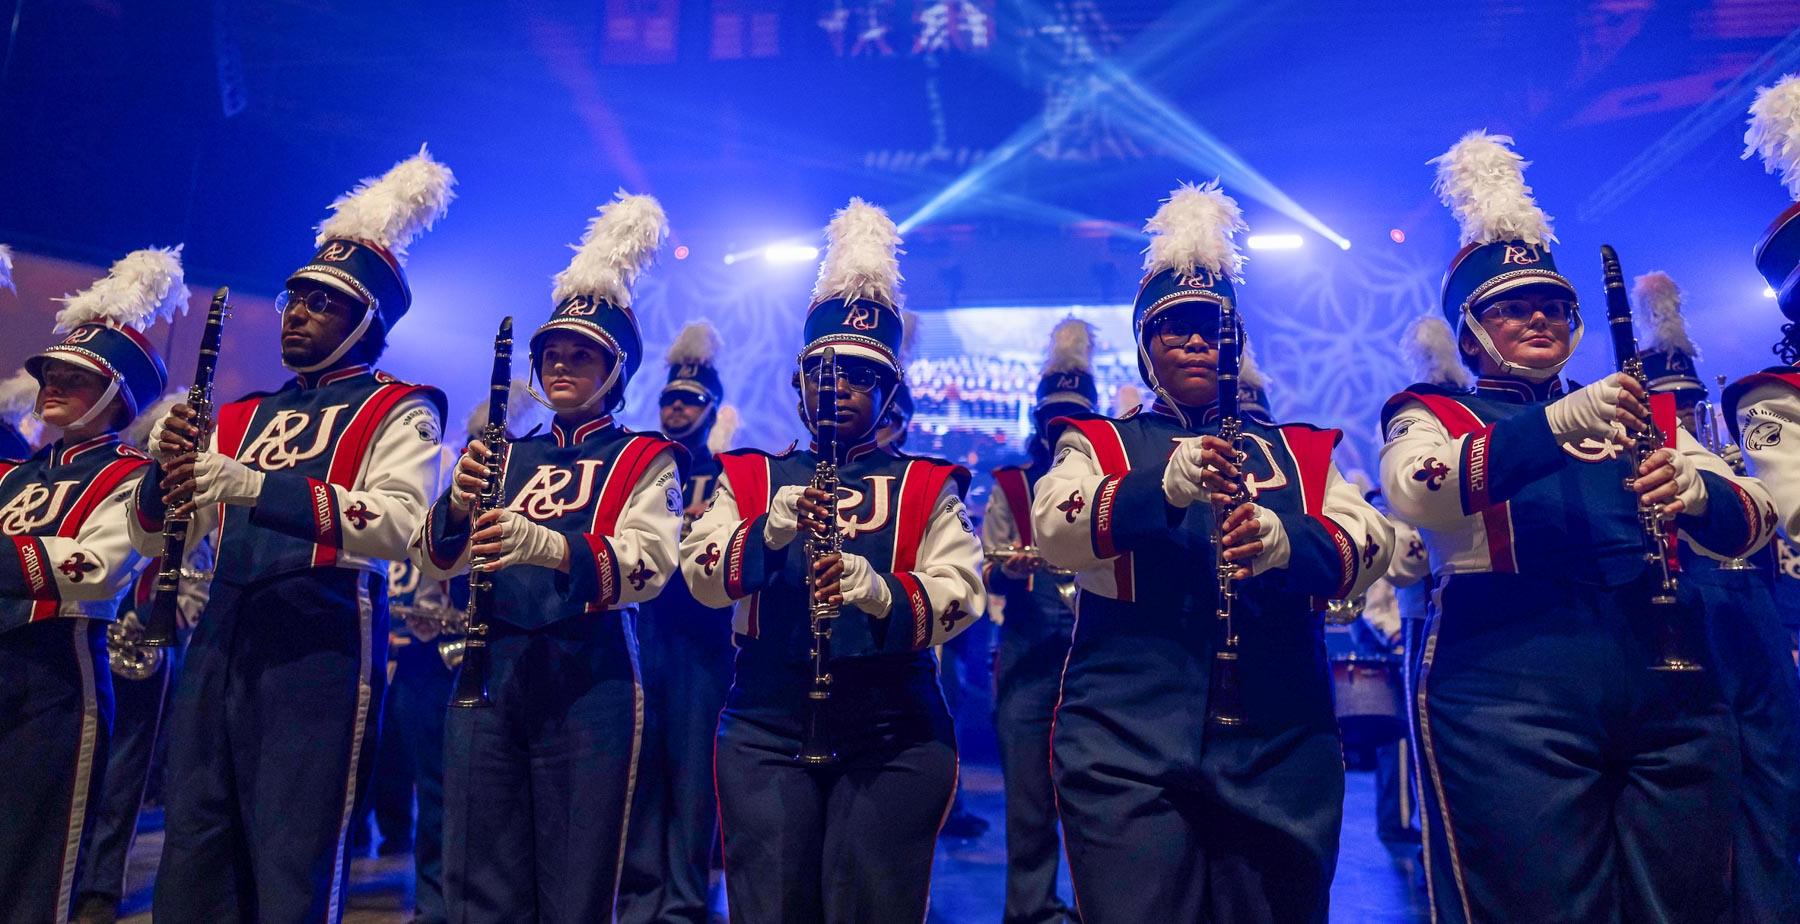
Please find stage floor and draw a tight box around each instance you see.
[113,764,1428,922]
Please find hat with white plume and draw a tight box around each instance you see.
[28,246,188,426]
[1745,74,1800,319]
[662,319,724,406]
[1429,131,1580,381]
[464,378,550,442]
[1134,181,1246,334]
[802,198,907,375]
[532,190,670,413]
[1036,316,1099,414]
[1631,271,1705,399]
[288,146,456,361]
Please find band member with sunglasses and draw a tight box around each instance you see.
[130,151,454,924]
[619,320,738,924]
[0,248,185,924]
[1032,183,1391,923]
[680,200,983,924]
[1380,133,1772,922]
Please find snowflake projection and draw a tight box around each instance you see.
[1247,247,1442,475]
[913,0,994,55]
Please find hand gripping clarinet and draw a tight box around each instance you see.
[1208,300,1249,727]
[797,347,843,766]
[1693,376,1757,572]
[450,316,514,709]
[143,287,230,647]
[1601,245,1702,672]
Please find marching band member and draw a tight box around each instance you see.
[133,149,454,923]
[680,199,983,924]
[982,317,1093,924]
[1381,131,1773,921]
[0,247,186,924]
[620,320,738,924]
[1033,182,1392,922]
[414,192,683,923]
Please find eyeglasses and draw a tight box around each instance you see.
[658,392,712,409]
[801,359,886,394]
[276,288,353,320]
[1478,298,1576,326]
[1150,307,1224,348]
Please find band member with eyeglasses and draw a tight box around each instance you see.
[413,192,683,924]
[1380,132,1773,922]
[130,150,454,923]
[1032,182,1392,923]
[680,200,983,924]
[982,317,1093,924]
[0,248,186,924]
[619,320,739,924]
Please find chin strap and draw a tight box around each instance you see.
[528,350,624,415]
[62,377,123,431]
[287,302,378,375]
[663,402,715,441]
[1461,305,1583,383]
[1135,336,1193,430]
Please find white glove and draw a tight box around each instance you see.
[449,442,493,514]
[475,509,569,571]
[764,484,806,549]
[838,551,892,616]
[1544,372,1631,446]
[1163,437,1211,508]
[191,452,265,508]
[1644,448,1707,516]
[1234,503,1291,577]
[147,407,182,465]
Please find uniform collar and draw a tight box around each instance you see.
[551,415,614,448]
[294,363,371,390]
[1474,375,1565,404]
[54,433,119,467]
[809,433,887,463]
[1148,399,1222,429]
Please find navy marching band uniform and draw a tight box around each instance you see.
[1033,184,1392,923]
[414,191,683,923]
[679,199,984,924]
[0,248,185,924]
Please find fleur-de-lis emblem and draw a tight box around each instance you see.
[696,542,722,576]
[1057,490,1085,523]
[1362,540,1380,570]
[59,552,98,582]
[1413,458,1449,492]
[939,599,966,633]
[627,559,655,591]
[1406,538,1425,560]
[344,501,380,530]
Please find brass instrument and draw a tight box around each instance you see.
[449,317,514,709]
[797,348,842,766]
[1323,596,1365,626]
[1209,299,1248,727]
[144,287,229,646]
[106,615,164,681]
[983,545,1077,576]
[1601,245,1702,672]
[1694,378,1757,572]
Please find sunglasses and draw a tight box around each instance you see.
[800,359,886,394]
[1149,305,1226,348]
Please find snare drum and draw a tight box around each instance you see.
[1330,652,1405,749]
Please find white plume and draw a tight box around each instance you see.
[1239,336,1268,390]
[1142,180,1247,280]
[1632,271,1698,357]
[665,319,722,366]
[124,392,185,449]
[464,378,549,441]
[54,246,190,333]
[812,198,904,307]
[315,145,457,261]
[552,191,669,309]
[0,245,13,293]
[708,404,740,454]
[1745,74,1800,201]
[0,370,38,426]
[1428,131,1556,247]
[1401,314,1473,388]
[1043,317,1095,376]
[1112,383,1143,416]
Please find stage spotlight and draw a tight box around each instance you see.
[674,245,690,260]
[1767,285,1779,299]
[764,243,820,264]
[1389,229,1406,244]
[1246,234,1303,251]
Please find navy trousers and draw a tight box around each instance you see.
[153,570,388,924]
[391,634,453,924]
[1694,561,1800,922]
[1052,602,1343,924]
[618,597,733,924]
[991,621,1075,924]
[0,618,112,924]
[713,659,957,924]
[1415,573,1736,923]
[75,640,180,910]
[442,613,643,924]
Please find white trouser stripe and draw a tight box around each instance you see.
[58,619,100,923]
[612,608,646,923]
[326,582,375,922]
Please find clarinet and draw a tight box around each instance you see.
[142,287,230,647]
[449,316,513,709]
[1601,245,1702,672]
[796,347,842,765]
[1208,300,1248,727]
